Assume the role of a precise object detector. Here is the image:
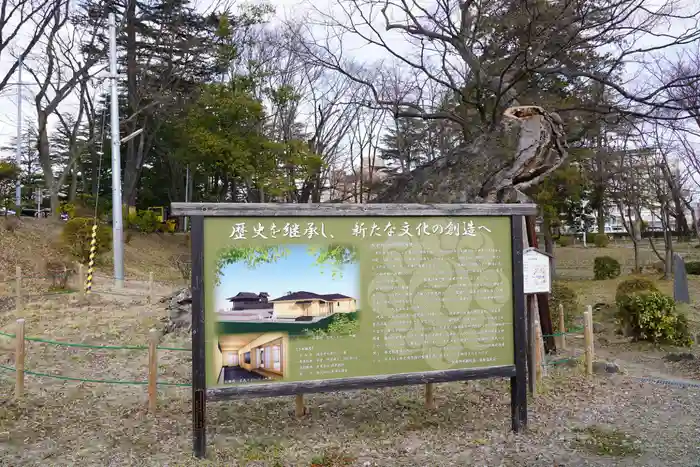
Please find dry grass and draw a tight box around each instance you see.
[0,218,188,287]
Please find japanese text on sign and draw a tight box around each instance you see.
[228,220,492,240]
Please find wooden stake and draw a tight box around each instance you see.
[295,394,306,417]
[148,328,159,413]
[15,266,21,313]
[535,323,543,385]
[148,272,154,305]
[558,303,567,351]
[584,306,594,376]
[15,319,25,399]
[528,296,537,396]
[78,264,85,297]
[425,383,436,409]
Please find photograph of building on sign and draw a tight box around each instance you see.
[216,332,289,384]
[214,244,360,339]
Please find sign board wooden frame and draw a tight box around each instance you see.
[171,202,537,459]
[522,247,552,295]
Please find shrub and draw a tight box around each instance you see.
[45,260,74,291]
[593,233,609,248]
[615,277,659,308]
[594,256,621,280]
[3,215,19,232]
[61,217,112,263]
[126,210,160,233]
[617,291,693,346]
[550,281,577,312]
[558,235,573,247]
[171,253,191,281]
[685,261,700,275]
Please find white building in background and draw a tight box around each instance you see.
[557,203,696,235]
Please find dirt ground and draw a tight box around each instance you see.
[1,232,700,466]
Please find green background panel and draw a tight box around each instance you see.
[204,216,514,388]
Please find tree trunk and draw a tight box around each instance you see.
[372,107,568,204]
[124,0,139,209]
[542,217,555,277]
[69,164,78,202]
[36,110,59,216]
[597,205,605,234]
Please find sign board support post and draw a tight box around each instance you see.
[527,296,537,395]
[510,215,527,432]
[191,215,206,459]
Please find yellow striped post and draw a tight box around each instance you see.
[85,224,98,294]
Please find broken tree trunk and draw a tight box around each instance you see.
[371,106,568,204]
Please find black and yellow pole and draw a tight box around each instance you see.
[85,224,98,294]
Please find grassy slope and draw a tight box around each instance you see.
[0,217,188,285]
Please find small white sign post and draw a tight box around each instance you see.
[523,247,552,295]
[522,247,553,393]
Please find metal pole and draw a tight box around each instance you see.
[109,13,124,289]
[184,165,189,232]
[15,57,22,209]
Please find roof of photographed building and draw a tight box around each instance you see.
[271,291,354,302]
[227,292,269,302]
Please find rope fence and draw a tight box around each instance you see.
[0,267,192,411]
[0,363,191,387]
[520,303,596,395]
[0,318,191,411]
[0,329,190,352]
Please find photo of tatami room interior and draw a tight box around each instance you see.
[215,332,289,384]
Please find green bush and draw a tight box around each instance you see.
[550,282,578,327]
[126,210,160,233]
[550,282,577,312]
[617,291,693,346]
[558,235,573,247]
[61,217,112,263]
[594,256,621,280]
[593,233,610,248]
[615,277,659,308]
[685,261,700,275]
[303,312,359,337]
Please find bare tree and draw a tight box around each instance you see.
[346,106,387,202]
[0,0,62,92]
[291,0,700,203]
[26,1,106,214]
[609,130,653,273]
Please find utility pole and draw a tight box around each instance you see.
[15,56,22,209]
[109,12,124,289]
[184,165,189,232]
